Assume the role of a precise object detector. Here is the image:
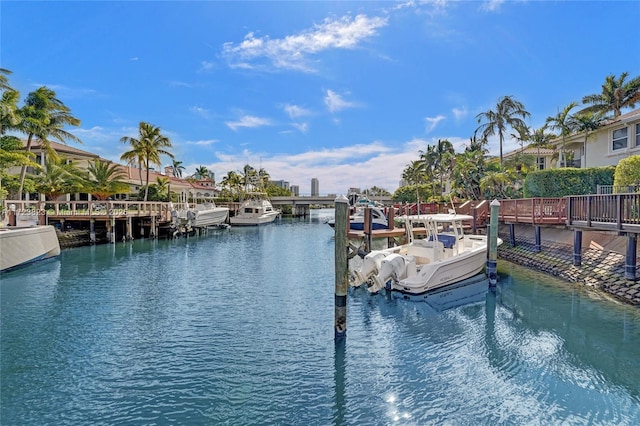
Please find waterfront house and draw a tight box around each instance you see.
[9,139,218,202]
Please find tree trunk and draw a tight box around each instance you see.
[17,133,35,200]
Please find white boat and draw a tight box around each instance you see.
[171,201,230,231]
[0,225,61,272]
[230,193,280,226]
[327,205,389,230]
[351,213,502,296]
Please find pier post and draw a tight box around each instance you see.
[487,199,500,285]
[109,217,116,243]
[534,225,541,253]
[509,223,516,247]
[625,234,637,281]
[126,217,133,240]
[364,207,372,253]
[90,219,96,244]
[573,230,583,266]
[334,195,349,341]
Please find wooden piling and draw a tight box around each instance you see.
[334,195,349,341]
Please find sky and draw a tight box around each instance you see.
[2,1,639,195]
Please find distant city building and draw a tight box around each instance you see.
[270,180,290,190]
[398,179,407,188]
[311,178,319,196]
[290,185,299,196]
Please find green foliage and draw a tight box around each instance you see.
[613,155,640,188]
[523,166,615,197]
[392,184,433,203]
[265,184,292,197]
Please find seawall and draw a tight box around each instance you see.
[497,224,640,306]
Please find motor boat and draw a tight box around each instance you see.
[0,225,61,272]
[351,213,502,295]
[229,193,281,226]
[327,205,389,230]
[171,201,229,230]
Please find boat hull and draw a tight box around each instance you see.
[230,212,280,226]
[191,208,229,227]
[0,226,61,272]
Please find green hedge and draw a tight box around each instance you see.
[523,166,615,197]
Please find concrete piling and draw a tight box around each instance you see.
[487,199,500,285]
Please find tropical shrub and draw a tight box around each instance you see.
[613,155,640,190]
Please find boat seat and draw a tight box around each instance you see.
[429,234,456,249]
[406,245,432,264]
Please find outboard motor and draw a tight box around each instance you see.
[369,253,408,293]
[353,251,386,287]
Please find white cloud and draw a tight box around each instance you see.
[424,115,446,133]
[324,89,358,113]
[452,107,468,121]
[221,14,388,72]
[480,0,505,12]
[283,104,312,119]
[199,61,216,72]
[292,122,309,133]
[186,139,218,146]
[225,115,273,131]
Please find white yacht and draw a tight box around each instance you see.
[0,225,61,273]
[230,193,280,226]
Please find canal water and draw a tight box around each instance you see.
[1,210,639,425]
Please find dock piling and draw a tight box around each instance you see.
[487,199,500,285]
[334,195,349,341]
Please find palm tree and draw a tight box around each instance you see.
[527,124,554,170]
[581,72,640,118]
[34,156,84,200]
[84,159,129,200]
[220,170,242,198]
[16,87,82,199]
[0,69,20,135]
[154,176,170,201]
[546,102,578,167]
[172,159,185,178]
[0,135,39,199]
[569,111,608,168]
[402,160,426,203]
[257,167,270,189]
[475,95,530,170]
[194,165,210,180]
[120,122,173,202]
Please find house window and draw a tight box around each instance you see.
[612,127,628,151]
[536,157,545,170]
[635,123,640,148]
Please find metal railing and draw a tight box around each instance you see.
[2,200,171,221]
[597,185,640,195]
[566,193,640,232]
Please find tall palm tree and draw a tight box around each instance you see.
[581,72,640,117]
[569,111,608,168]
[194,165,210,180]
[120,122,173,202]
[257,167,270,189]
[220,170,242,198]
[16,87,82,199]
[546,102,578,167]
[0,69,20,135]
[84,159,129,200]
[475,96,530,170]
[402,160,426,203]
[527,124,554,170]
[171,159,185,178]
[154,176,170,201]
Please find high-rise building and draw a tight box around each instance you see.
[290,185,299,196]
[311,178,319,196]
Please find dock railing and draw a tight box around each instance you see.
[566,193,640,232]
[1,200,171,221]
[498,198,567,225]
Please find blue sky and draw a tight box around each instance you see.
[2,1,639,195]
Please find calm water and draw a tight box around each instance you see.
[2,210,639,425]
